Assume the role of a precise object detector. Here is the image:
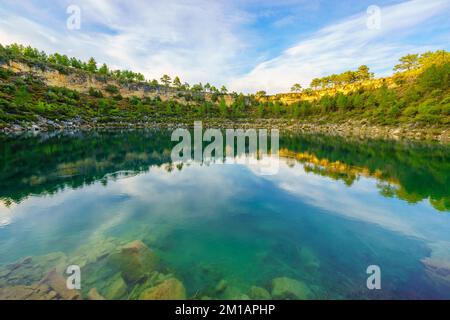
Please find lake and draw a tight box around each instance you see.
[0,130,449,299]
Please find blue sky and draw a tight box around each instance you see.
[0,0,449,93]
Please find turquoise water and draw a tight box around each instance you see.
[0,130,449,299]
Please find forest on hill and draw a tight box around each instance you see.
[0,43,449,129]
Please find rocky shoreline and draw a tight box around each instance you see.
[1,116,449,143]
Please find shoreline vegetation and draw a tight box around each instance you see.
[0,43,449,142]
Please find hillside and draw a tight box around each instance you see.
[0,43,449,141]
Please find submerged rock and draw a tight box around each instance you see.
[0,283,55,300]
[271,277,313,300]
[40,269,82,300]
[88,288,105,300]
[0,269,81,300]
[0,252,68,287]
[69,236,121,268]
[221,286,250,300]
[139,278,186,300]
[108,240,159,283]
[248,286,272,300]
[103,273,128,300]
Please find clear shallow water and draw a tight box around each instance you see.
[0,130,449,299]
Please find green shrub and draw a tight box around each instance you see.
[440,103,450,115]
[88,87,103,98]
[402,106,418,116]
[105,84,119,94]
[415,113,440,123]
[417,98,440,115]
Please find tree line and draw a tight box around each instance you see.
[0,43,229,94]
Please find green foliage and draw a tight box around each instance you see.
[418,63,449,90]
[219,97,228,116]
[394,54,419,72]
[89,87,103,98]
[309,65,374,89]
[291,83,302,92]
[0,44,448,126]
[105,84,119,94]
[87,57,97,73]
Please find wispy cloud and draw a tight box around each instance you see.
[230,0,450,93]
[0,0,249,86]
[0,0,448,93]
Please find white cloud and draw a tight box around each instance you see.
[0,0,248,86]
[229,0,450,93]
[0,0,448,93]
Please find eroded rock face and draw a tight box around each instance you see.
[271,277,313,300]
[139,278,186,300]
[108,240,159,283]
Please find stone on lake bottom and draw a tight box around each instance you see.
[88,288,106,300]
[108,240,159,283]
[139,278,186,300]
[104,273,128,300]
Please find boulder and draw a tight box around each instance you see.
[271,277,313,300]
[40,269,82,300]
[139,278,186,300]
[108,240,159,283]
